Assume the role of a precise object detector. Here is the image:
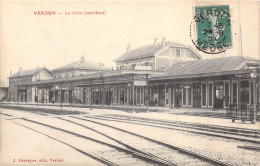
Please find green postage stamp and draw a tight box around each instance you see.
[192,5,232,54]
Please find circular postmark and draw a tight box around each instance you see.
[190,5,232,54]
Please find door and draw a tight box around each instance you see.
[175,84,182,107]
[193,83,201,108]
[224,83,229,107]
[240,81,249,110]
[83,90,86,104]
[158,84,165,106]
[215,83,224,109]
[120,86,125,104]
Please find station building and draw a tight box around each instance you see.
[8,67,53,102]
[13,38,260,110]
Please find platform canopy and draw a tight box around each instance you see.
[20,70,164,88]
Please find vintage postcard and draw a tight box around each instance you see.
[0,0,259,166]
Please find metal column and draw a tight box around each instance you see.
[132,81,135,113]
[157,84,159,106]
[70,82,73,107]
[34,85,37,104]
[102,78,105,109]
[60,83,63,108]
[25,86,28,105]
[90,79,93,110]
[238,76,241,113]
[45,88,48,106]
[17,85,19,105]
[36,86,38,106]
[146,74,149,113]
[170,84,173,109]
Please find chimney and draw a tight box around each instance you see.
[127,44,131,53]
[162,37,165,47]
[154,38,157,46]
[19,67,23,76]
[10,70,12,77]
[80,55,85,62]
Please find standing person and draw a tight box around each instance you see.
[52,97,55,104]
[224,95,229,106]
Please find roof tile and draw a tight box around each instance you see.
[115,41,188,62]
[164,56,259,76]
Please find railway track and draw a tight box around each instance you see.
[104,114,260,136]
[1,112,231,166]
[86,114,260,144]
[68,116,230,166]
[11,117,171,166]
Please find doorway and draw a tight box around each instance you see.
[214,82,224,109]
[193,83,201,108]
[158,84,165,106]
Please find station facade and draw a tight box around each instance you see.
[8,67,53,102]
[13,39,260,110]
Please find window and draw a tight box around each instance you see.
[145,62,149,66]
[232,83,237,103]
[202,84,207,106]
[208,83,213,106]
[183,87,186,105]
[132,64,136,69]
[188,87,191,105]
[176,49,181,58]
[165,85,169,105]
[224,83,229,107]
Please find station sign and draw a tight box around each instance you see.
[184,85,191,88]
[133,81,147,86]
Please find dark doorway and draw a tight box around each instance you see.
[83,90,86,104]
[214,83,224,109]
[240,81,249,110]
[120,87,125,104]
[158,84,165,106]
[69,90,72,104]
[193,83,201,108]
[175,84,182,107]
[55,91,58,102]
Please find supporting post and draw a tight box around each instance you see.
[238,76,241,113]
[157,83,159,106]
[8,78,11,102]
[70,82,73,107]
[131,74,135,113]
[102,77,105,109]
[45,88,48,106]
[60,83,63,108]
[170,84,173,109]
[25,86,28,105]
[17,85,19,105]
[34,86,36,104]
[36,86,38,106]
[146,74,149,113]
[228,77,232,117]
[212,81,215,110]
[132,81,135,113]
[139,86,141,107]
[90,79,93,110]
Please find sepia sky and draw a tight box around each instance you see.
[1,0,259,84]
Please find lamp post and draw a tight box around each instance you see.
[250,69,257,124]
